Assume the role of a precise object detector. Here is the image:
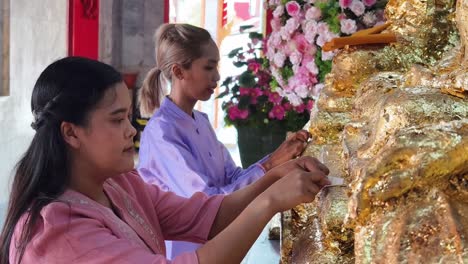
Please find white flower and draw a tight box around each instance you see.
[304,20,319,43]
[312,83,325,97]
[316,34,327,47]
[285,17,300,34]
[273,5,284,18]
[350,0,365,16]
[294,85,310,98]
[362,12,377,27]
[273,52,286,68]
[305,7,322,20]
[287,93,303,106]
[340,19,357,34]
[280,27,291,41]
[321,50,335,61]
[306,60,319,75]
[290,51,303,65]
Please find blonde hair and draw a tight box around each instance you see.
[138,23,213,117]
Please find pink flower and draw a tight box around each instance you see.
[305,6,322,20]
[280,27,292,41]
[363,0,376,6]
[228,105,249,120]
[257,72,270,86]
[273,5,284,18]
[273,51,286,67]
[248,61,261,73]
[340,19,357,35]
[287,93,302,106]
[283,102,293,111]
[268,32,282,49]
[269,105,286,120]
[350,0,365,16]
[339,0,353,8]
[317,22,329,35]
[268,91,283,104]
[316,34,327,47]
[271,18,282,31]
[290,51,303,65]
[306,100,315,111]
[285,17,300,35]
[285,1,301,17]
[239,87,250,96]
[294,85,310,98]
[306,60,319,74]
[294,103,306,113]
[293,34,309,53]
[251,87,263,98]
[252,38,260,46]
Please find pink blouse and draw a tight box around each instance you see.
[9,170,224,264]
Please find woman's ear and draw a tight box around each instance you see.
[61,121,81,149]
[171,64,184,80]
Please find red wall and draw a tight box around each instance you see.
[68,0,99,59]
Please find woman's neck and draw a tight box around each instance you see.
[68,159,112,208]
[168,89,197,117]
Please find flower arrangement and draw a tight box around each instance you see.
[265,0,387,104]
[218,27,313,132]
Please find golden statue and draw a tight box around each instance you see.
[280,0,468,262]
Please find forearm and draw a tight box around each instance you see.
[197,197,275,264]
[207,172,279,238]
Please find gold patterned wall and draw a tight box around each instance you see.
[281,0,467,262]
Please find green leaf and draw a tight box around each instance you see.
[216,87,230,99]
[281,65,294,81]
[238,96,251,108]
[269,79,279,90]
[221,77,232,87]
[228,47,243,58]
[315,49,333,83]
[233,61,246,68]
[238,71,256,88]
[239,25,254,32]
[249,32,263,40]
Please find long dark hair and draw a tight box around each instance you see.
[0,57,122,264]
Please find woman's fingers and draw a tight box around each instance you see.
[296,156,330,175]
[295,130,310,142]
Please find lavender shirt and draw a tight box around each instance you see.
[138,97,268,258]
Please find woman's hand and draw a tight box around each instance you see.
[258,156,330,213]
[261,130,310,171]
[199,156,330,264]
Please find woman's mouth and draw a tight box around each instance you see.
[123,146,135,154]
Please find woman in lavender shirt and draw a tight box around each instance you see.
[137,23,310,259]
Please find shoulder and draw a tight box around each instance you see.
[194,110,210,122]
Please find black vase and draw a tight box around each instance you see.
[236,125,288,169]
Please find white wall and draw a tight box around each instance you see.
[0,0,68,213]
[99,0,164,85]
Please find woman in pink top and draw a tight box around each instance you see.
[0,57,330,264]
